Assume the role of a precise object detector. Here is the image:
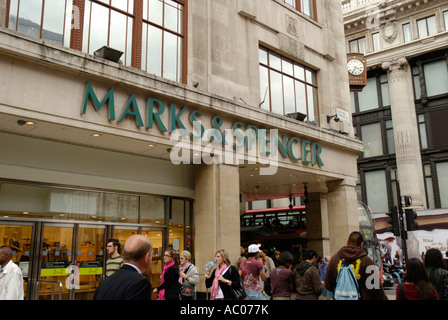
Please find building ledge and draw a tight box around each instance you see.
[0,27,363,153]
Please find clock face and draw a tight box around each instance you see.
[347,59,365,76]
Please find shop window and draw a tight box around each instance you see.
[423,60,448,97]
[360,122,383,157]
[169,199,185,252]
[141,0,184,82]
[0,183,140,224]
[140,196,165,225]
[436,162,448,208]
[358,78,379,111]
[417,15,437,39]
[352,73,390,113]
[412,66,421,99]
[390,168,398,207]
[424,164,435,209]
[418,114,428,149]
[259,47,318,124]
[278,0,317,20]
[385,120,395,154]
[7,0,73,47]
[365,170,389,213]
[429,108,448,147]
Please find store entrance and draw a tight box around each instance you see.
[36,223,106,300]
[0,221,165,300]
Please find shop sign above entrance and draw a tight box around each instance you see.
[80,82,324,174]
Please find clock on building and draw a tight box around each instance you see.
[348,58,365,75]
[347,53,367,91]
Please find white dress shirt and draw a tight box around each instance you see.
[0,260,24,300]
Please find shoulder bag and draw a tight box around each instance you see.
[227,266,247,300]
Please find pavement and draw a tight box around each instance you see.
[384,283,397,300]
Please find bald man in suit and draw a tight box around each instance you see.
[94,235,153,300]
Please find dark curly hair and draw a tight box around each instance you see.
[425,248,447,270]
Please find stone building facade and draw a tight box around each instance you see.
[0,0,361,298]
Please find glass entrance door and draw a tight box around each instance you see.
[141,228,164,300]
[0,222,34,299]
[37,223,105,300]
[38,224,73,300]
[75,225,105,300]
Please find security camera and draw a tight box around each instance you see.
[17,120,26,126]
[334,115,340,122]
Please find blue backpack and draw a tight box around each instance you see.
[334,255,360,300]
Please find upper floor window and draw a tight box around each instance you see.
[417,15,437,38]
[402,23,412,43]
[83,0,134,66]
[279,0,317,20]
[351,73,390,113]
[141,0,184,82]
[349,37,366,54]
[444,11,448,30]
[372,32,380,52]
[6,0,187,83]
[7,0,73,47]
[413,59,448,98]
[259,47,318,124]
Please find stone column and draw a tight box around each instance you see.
[0,0,7,28]
[305,192,331,259]
[382,57,426,209]
[326,180,359,253]
[194,163,241,292]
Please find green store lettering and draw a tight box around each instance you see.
[81,81,324,167]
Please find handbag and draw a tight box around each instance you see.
[227,266,247,300]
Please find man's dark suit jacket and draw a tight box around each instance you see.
[94,264,152,300]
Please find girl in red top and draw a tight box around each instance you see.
[397,258,439,300]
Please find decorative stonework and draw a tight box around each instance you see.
[381,20,398,43]
[382,57,408,72]
[286,15,298,37]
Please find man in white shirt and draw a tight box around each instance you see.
[0,246,24,300]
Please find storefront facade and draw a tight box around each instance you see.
[0,0,362,299]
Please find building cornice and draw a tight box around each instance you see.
[0,27,363,153]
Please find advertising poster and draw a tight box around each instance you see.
[378,229,448,263]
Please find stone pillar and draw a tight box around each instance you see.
[306,192,331,259]
[326,180,359,254]
[382,57,426,209]
[194,163,240,292]
[0,0,7,28]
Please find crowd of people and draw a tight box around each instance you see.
[0,232,447,300]
[94,231,447,301]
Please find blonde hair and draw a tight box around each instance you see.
[180,250,191,261]
[215,249,231,265]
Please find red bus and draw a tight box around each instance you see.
[241,201,382,268]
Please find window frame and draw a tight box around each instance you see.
[82,0,135,66]
[351,72,390,113]
[5,0,188,84]
[349,37,366,54]
[416,15,437,39]
[140,0,185,82]
[277,0,318,21]
[259,46,319,124]
[6,0,74,47]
